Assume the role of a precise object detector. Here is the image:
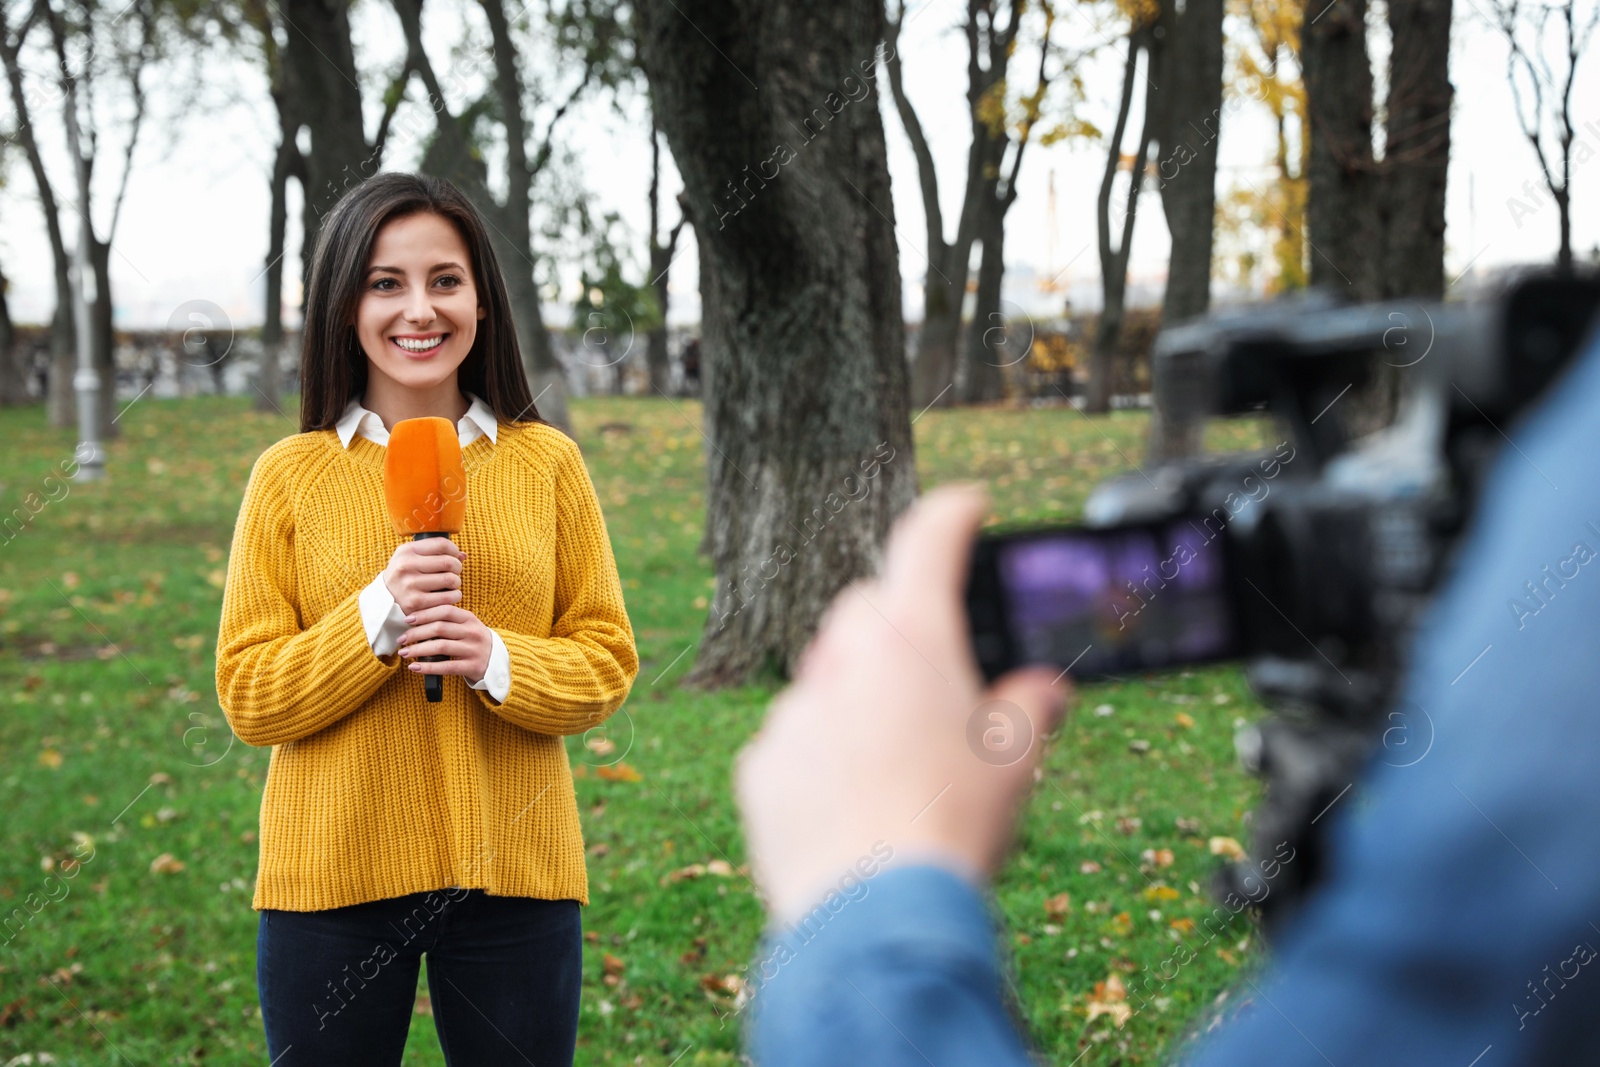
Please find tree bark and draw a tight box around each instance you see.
[1302,0,1379,300]
[1145,0,1225,460]
[635,0,918,686]
[1381,0,1452,297]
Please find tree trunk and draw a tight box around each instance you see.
[0,262,23,405]
[885,2,1011,412]
[635,0,918,686]
[646,125,685,396]
[1302,0,1379,300]
[477,0,570,429]
[281,0,371,272]
[646,258,675,395]
[258,75,297,415]
[957,2,1054,406]
[1380,0,1452,298]
[1090,32,1156,414]
[89,236,116,440]
[0,4,77,426]
[912,277,966,409]
[960,197,1009,403]
[1146,0,1225,460]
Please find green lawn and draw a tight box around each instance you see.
[0,394,1274,1065]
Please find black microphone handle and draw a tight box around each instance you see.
[412,531,454,703]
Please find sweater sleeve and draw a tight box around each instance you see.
[474,435,638,735]
[215,445,404,746]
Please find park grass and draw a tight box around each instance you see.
[0,393,1274,1065]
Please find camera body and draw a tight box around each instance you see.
[1072,274,1598,932]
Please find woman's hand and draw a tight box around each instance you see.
[398,605,494,683]
[382,537,466,616]
[384,539,491,683]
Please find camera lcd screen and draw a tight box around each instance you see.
[992,520,1236,679]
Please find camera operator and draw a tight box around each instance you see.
[737,325,1600,1065]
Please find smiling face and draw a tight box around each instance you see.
[352,211,487,396]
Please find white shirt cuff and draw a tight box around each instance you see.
[470,631,511,703]
[359,574,409,657]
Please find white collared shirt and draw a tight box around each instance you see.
[342,392,512,703]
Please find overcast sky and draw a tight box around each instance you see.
[0,0,1594,330]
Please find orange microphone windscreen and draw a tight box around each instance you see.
[384,416,467,535]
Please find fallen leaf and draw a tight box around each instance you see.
[585,736,616,756]
[699,972,744,996]
[1084,974,1132,1028]
[1141,885,1181,902]
[1174,712,1195,729]
[414,994,432,1016]
[588,843,610,858]
[705,860,734,877]
[666,864,708,884]
[1115,816,1142,835]
[1079,860,1102,874]
[1170,917,1196,934]
[149,853,185,874]
[1045,892,1071,920]
[38,749,63,769]
[596,762,642,783]
[1208,836,1246,861]
[1140,847,1175,868]
[602,953,625,977]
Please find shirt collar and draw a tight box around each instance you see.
[335,392,499,449]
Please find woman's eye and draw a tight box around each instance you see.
[371,277,398,291]
[436,275,462,288]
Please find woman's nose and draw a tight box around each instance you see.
[404,285,435,324]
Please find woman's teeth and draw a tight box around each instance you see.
[393,335,445,353]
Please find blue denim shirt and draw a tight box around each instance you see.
[749,328,1600,1066]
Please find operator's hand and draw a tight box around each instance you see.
[735,484,1071,927]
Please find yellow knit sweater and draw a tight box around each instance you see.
[214,419,638,912]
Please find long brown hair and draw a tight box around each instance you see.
[298,172,544,432]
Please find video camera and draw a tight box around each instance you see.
[965,272,1600,933]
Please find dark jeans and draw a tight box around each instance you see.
[257,887,582,1066]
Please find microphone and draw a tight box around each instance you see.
[383,416,467,703]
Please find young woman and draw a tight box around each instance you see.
[215,172,638,1065]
